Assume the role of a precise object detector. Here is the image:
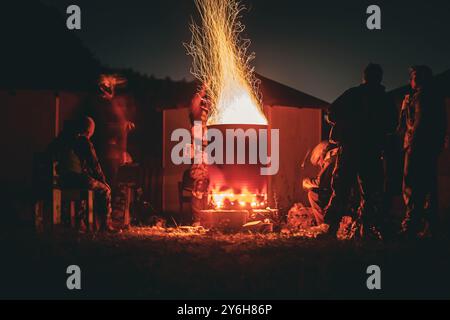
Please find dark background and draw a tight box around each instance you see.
[36,0,450,101]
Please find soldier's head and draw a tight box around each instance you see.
[363,63,383,85]
[409,65,433,90]
[78,116,96,139]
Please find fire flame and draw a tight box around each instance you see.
[210,187,267,210]
[186,0,267,125]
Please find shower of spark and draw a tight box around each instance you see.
[185,0,267,125]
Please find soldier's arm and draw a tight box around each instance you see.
[302,178,318,191]
[78,137,107,183]
[397,108,406,134]
[304,160,332,191]
[397,96,408,134]
[327,89,353,125]
[87,140,107,183]
[410,97,424,147]
[313,167,326,190]
[318,160,334,192]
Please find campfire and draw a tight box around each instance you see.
[209,187,267,210]
[185,0,275,230]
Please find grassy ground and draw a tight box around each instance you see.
[1,226,450,299]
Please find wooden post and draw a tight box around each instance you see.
[70,201,76,228]
[55,93,60,137]
[87,190,94,231]
[52,189,62,225]
[178,182,183,214]
[124,186,131,228]
[34,201,44,233]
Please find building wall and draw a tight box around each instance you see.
[0,90,86,187]
[162,108,191,213]
[1,90,55,188]
[266,105,322,211]
[0,90,87,221]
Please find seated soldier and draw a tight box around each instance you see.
[48,117,114,232]
[302,141,338,225]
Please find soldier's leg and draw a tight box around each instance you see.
[308,190,324,225]
[191,195,207,224]
[325,146,357,234]
[87,178,112,231]
[402,150,427,235]
[424,155,439,236]
[61,173,90,228]
[357,151,384,233]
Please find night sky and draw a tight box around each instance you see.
[42,0,450,102]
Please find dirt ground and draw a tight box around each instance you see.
[1,225,450,299]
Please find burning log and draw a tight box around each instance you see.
[242,220,273,233]
[196,209,249,231]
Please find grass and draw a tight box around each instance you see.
[1,225,450,299]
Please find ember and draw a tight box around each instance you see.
[185,0,267,126]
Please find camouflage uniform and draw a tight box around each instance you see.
[325,83,397,235]
[75,136,112,225]
[189,88,210,221]
[399,88,446,235]
[53,134,112,228]
[304,147,337,225]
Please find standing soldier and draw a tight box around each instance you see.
[398,66,447,238]
[325,63,397,239]
[189,84,210,223]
